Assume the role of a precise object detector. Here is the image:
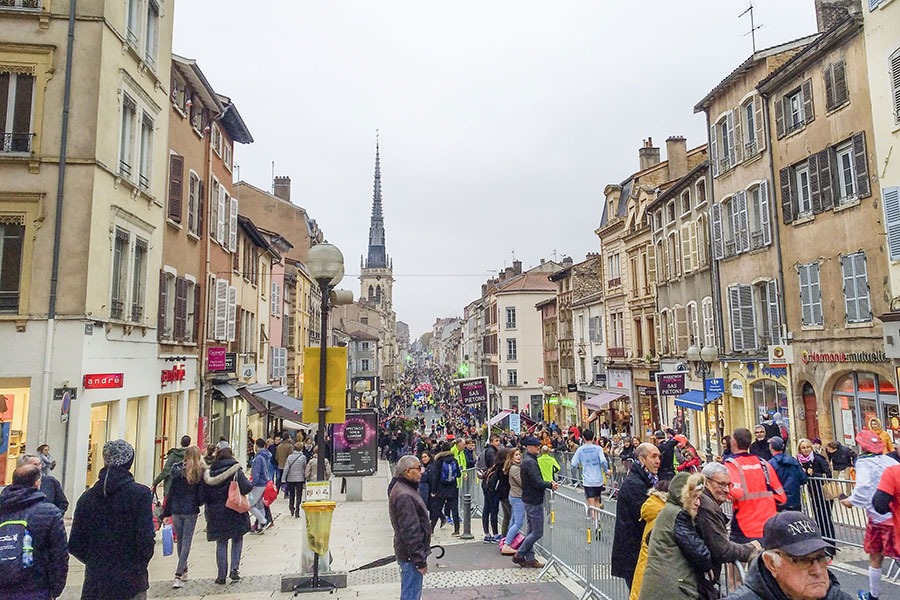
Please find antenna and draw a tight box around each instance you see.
[739,2,762,53]
[271,161,275,193]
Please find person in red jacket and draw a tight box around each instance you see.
[676,446,701,473]
[725,428,787,544]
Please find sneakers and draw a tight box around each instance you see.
[229,569,241,582]
[214,578,226,585]
[251,525,266,535]
[482,535,493,544]
[500,545,516,556]
[451,530,461,537]
[264,520,275,531]
[172,577,183,589]
[492,534,503,543]
[857,592,877,600]
[180,570,188,582]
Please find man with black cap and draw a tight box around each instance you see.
[70,439,155,600]
[768,436,805,512]
[725,511,851,599]
[512,435,558,568]
[657,428,678,481]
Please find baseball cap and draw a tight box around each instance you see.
[763,511,837,557]
[673,435,688,446]
[769,436,785,451]
[856,429,885,454]
[654,430,665,439]
[522,436,541,447]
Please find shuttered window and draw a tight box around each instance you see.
[883,187,900,260]
[681,223,693,273]
[702,296,715,347]
[214,277,228,340]
[687,301,700,346]
[841,252,872,323]
[226,284,237,342]
[0,72,35,152]
[711,203,724,259]
[824,59,849,111]
[732,190,750,253]
[173,276,187,340]
[891,48,900,126]
[764,280,781,345]
[215,181,226,244]
[167,154,183,222]
[799,263,824,327]
[228,194,238,252]
[728,284,756,352]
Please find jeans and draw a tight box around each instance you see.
[517,502,544,561]
[274,466,283,489]
[500,499,511,537]
[399,560,424,600]
[482,491,500,535]
[248,486,267,526]
[286,481,305,515]
[171,513,198,576]
[216,536,243,579]
[505,497,525,546]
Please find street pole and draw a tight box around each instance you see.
[317,279,330,482]
[701,362,713,463]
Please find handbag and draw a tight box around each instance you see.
[226,471,251,513]
[509,532,526,550]
[822,481,842,501]
[161,522,174,556]
[262,479,278,507]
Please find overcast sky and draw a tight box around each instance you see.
[173,1,817,339]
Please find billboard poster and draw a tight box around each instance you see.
[458,377,488,405]
[657,372,687,396]
[332,408,378,477]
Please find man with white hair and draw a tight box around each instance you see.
[389,455,431,600]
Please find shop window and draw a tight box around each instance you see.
[0,387,30,485]
[831,372,900,447]
[752,379,788,424]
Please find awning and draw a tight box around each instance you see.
[237,387,267,414]
[674,390,722,411]
[282,419,312,431]
[584,392,626,411]
[487,410,512,427]
[213,383,240,399]
[256,388,303,421]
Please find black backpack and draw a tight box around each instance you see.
[0,518,32,585]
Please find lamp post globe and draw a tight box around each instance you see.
[686,344,701,362]
[329,263,344,288]
[542,385,554,395]
[700,345,719,363]
[354,380,368,394]
[306,242,344,285]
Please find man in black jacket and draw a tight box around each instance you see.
[389,455,431,600]
[612,442,660,588]
[0,464,68,600]
[657,429,678,481]
[512,436,558,569]
[18,453,68,514]
[69,439,155,600]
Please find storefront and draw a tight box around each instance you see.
[830,371,898,447]
[0,379,30,485]
[721,360,794,447]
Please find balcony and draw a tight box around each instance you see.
[110,299,124,320]
[1,133,34,153]
[750,229,766,250]
[607,277,621,288]
[745,140,758,157]
[0,291,19,313]
[0,0,41,8]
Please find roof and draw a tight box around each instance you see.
[238,215,278,257]
[693,34,820,113]
[648,161,710,210]
[495,271,555,293]
[548,266,572,282]
[171,55,225,114]
[346,329,380,342]
[571,290,604,308]
[535,297,556,309]
[215,94,253,144]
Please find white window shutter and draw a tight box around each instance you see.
[726,111,737,168]
[214,277,228,340]
[842,255,858,323]
[854,252,871,321]
[711,203,724,259]
[690,220,699,270]
[681,224,693,273]
[811,263,823,326]
[702,297,715,347]
[883,187,900,260]
[271,282,278,316]
[709,123,719,177]
[728,286,743,352]
[799,265,812,326]
[766,280,781,344]
[754,95,766,152]
[735,191,750,253]
[216,185,226,244]
[226,285,237,342]
[733,107,744,164]
[759,180,771,246]
[228,195,238,252]
[654,314,662,355]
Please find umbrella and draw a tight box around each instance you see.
[348,545,445,572]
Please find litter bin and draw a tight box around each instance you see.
[303,501,336,556]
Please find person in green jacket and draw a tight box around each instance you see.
[152,435,191,498]
[452,438,467,488]
[537,446,561,483]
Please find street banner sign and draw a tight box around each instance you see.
[333,409,378,477]
[457,377,488,405]
[302,347,348,424]
[705,378,725,394]
[656,372,686,396]
[509,413,521,434]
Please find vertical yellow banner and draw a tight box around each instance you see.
[302,347,348,424]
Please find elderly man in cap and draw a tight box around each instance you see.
[389,455,431,600]
[69,440,155,600]
[725,511,851,599]
[512,436,559,568]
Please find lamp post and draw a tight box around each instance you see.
[686,343,719,463]
[305,243,344,481]
[542,385,554,423]
[354,380,368,409]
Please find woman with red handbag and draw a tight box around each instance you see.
[202,446,253,585]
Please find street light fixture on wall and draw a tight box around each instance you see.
[686,343,718,463]
[305,242,344,481]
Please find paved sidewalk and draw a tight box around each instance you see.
[59,462,574,599]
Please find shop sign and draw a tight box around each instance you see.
[567,383,578,392]
[207,347,226,371]
[240,364,256,380]
[730,379,744,398]
[607,369,631,391]
[561,398,576,407]
[800,350,889,363]
[768,344,795,367]
[637,385,657,396]
[161,365,186,386]
[83,373,123,389]
[224,353,236,373]
[657,372,686,396]
[548,396,559,405]
[705,378,724,394]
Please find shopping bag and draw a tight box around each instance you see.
[226,473,251,514]
[161,522,174,556]
[510,532,526,550]
[822,481,842,501]
[152,492,164,531]
[262,480,278,507]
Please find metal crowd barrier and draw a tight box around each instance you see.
[801,477,865,548]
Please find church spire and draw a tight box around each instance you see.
[366,132,387,269]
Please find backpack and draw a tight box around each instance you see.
[0,519,32,585]
[440,459,460,483]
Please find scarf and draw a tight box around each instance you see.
[798,452,814,464]
[640,462,659,487]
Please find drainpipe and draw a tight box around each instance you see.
[704,110,727,355]
[41,0,77,469]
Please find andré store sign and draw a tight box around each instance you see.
[83,373,124,389]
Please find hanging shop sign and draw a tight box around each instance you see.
[800,350,889,364]
[705,378,725,394]
[607,368,631,391]
[730,379,744,398]
[768,345,795,367]
[207,347,226,372]
[561,397,576,408]
[83,373,124,389]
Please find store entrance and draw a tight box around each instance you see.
[831,372,899,447]
[87,404,111,488]
[155,394,179,476]
[0,385,30,485]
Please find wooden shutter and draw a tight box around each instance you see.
[891,49,900,124]
[214,277,228,340]
[799,265,812,326]
[227,285,237,342]
[801,79,815,124]
[702,298,715,347]
[766,280,780,344]
[735,190,750,253]
[197,180,205,237]
[739,284,756,351]
[884,187,900,260]
[709,123,718,177]
[174,277,187,340]
[733,107,744,164]
[759,180,771,246]
[681,224,693,272]
[711,203,724,259]
[809,152,823,215]
[675,306,689,353]
[228,195,239,252]
[193,282,202,342]
[157,270,167,340]
[817,148,834,210]
[234,306,242,352]
[775,95,785,139]
[654,313,662,354]
[854,252,871,322]
[726,111,736,168]
[689,221,699,271]
[780,167,795,224]
[754,96,766,152]
[728,286,743,352]
[187,174,195,232]
[168,155,183,223]
[852,132,871,198]
[647,243,656,286]
[216,184,226,244]
[811,263,823,325]
[824,63,835,111]
[841,255,859,323]
[833,60,848,107]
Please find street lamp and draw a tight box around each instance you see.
[354,380,368,409]
[686,344,719,462]
[542,385,554,422]
[306,243,344,481]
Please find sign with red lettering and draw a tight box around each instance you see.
[208,347,226,372]
[83,373,124,389]
[161,365,186,386]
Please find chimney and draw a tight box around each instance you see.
[512,260,522,275]
[814,0,859,32]
[666,136,688,181]
[273,176,291,202]
[504,267,515,279]
[639,137,660,171]
[562,256,574,268]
